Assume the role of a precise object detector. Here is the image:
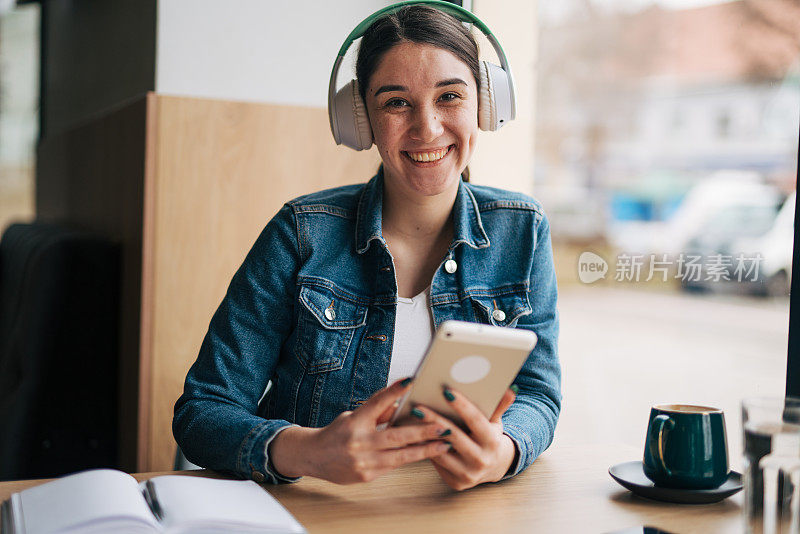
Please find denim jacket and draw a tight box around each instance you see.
[173,170,561,484]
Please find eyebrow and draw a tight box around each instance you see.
[436,78,468,88]
[373,78,468,97]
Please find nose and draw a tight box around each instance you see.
[409,103,444,142]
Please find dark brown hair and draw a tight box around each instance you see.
[356,5,479,181]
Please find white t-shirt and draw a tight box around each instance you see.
[387,287,434,385]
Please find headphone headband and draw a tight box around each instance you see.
[328,0,516,143]
[334,0,493,58]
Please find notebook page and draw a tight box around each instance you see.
[144,476,305,533]
[18,469,159,534]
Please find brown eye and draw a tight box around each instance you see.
[385,98,409,109]
[439,92,460,102]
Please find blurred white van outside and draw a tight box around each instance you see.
[653,170,784,258]
[733,191,795,296]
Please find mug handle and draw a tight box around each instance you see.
[649,414,675,477]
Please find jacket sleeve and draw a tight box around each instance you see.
[173,204,302,484]
[501,210,561,478]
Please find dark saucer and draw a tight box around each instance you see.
[608,461,743,504]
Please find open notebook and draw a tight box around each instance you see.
[0,469,306,534]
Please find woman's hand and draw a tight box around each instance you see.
[412,386,518,491]
[269,378,451,484]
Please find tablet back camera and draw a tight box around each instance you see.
[450,355,491,384]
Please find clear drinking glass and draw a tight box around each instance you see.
[742,397,800,534]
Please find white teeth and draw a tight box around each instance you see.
[407,147,449,162]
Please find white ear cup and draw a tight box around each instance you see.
[478,60,496,131]
[333,80,373,150]
[478,60,513,131]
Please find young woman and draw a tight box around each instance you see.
[173,4,561,492]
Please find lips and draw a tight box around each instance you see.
[403,145,454,164]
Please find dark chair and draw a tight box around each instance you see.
[0,222,121,481]
[174,446,201,471]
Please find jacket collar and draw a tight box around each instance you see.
[355,167,490,255]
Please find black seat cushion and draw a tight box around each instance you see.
[0,222,121,481]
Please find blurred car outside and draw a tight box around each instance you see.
[728,191,795,297]
[653,170,785,260]
[679,200,783,294]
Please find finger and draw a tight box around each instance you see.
[408,405,483,461]
[430,450,469,479]
[431,460,458,488]
[489,386,517,423]
[375,440,451,470]
[372,422,445,450]
[440,387,495,444]
[376,397,401,426]
[430,457,473,491]
[358,377,413,421]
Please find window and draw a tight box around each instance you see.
[0,2,39,233]
[535,0,798,462]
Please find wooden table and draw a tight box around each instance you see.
[0,443,742,534]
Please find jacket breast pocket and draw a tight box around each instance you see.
[470,289,532,328]
[295,283,368,374]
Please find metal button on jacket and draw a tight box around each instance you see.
[492,309,506,322]
[444,259,458,274]
[251,470,265,483]
[324,307,336,321]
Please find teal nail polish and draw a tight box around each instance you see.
[510,384,519,395]
[438,428,452,437]
[443,387,455,402]
[400,377,413,387]
[411,407,425,419]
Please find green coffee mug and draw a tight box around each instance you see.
[642,404,730,489]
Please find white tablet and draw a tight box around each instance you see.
[390,320,537,430]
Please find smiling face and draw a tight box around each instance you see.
[365,41,479,200]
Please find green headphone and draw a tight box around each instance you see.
[328,0,517,151]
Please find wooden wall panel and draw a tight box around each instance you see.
[143,94,381,471]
